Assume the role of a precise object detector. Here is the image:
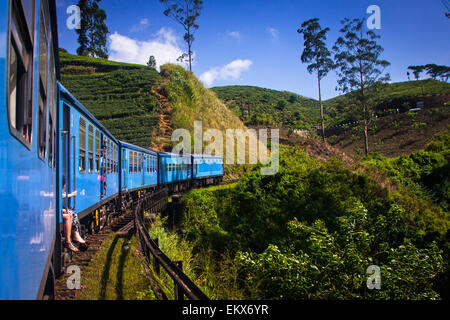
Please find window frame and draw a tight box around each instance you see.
[95,130,100,173]
[79,117,86,174]
[129,150,133,174]
[88,124,94,173]
[37,0,49,161]
[6,0,35,150]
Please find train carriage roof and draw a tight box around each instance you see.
[119,141,158,155]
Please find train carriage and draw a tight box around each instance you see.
[57,83,120,226]
[0,0,59,300]
[158,152,191,192]
[120,141,158,198]
[191,154,224,186]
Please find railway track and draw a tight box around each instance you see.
[54,187,209,301]
[54,212,135,300]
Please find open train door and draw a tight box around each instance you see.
[62,104,76,214]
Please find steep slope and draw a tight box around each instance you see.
[60,50,161,148]
[59,52,264,179]
[328,107,449,157]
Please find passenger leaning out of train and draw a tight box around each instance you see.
[62,177,87,252]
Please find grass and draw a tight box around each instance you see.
[146,215,245,300]
[77,233,156,300]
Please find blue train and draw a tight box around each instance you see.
[0,0,223,300]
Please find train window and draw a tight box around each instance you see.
[88,125,94,173]
[110,140,113,172]
[48,35,56,167]
[106,139,109,172]
[129,151,133,173]
[116,146,119,173]
[47,113,53,166]
[37,87,47,159]
[95,130,100,173]
[79,117,86,173]
[115,147,117,173]
[134,152,137,173]
[138,153,141,173]
[113,145,117,173]
[8,1,35,148]
[37,1,49,160]
[110,142,113,173]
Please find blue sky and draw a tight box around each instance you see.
[56,0,450,100]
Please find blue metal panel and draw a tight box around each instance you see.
[192,155,224,179]
[120,141,157,192]
[58,100,120,217]
[159,153,191,184]
[0,0,57,299]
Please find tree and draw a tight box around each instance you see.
[298,18,334,142]
[76,0,109,59]
[408,65,425,81]
[425,64,450,82]
[147,55,157,68]
[160,0,203,71]
[407,71,411,81]
[442,0,450,18]
[333,18,390,156]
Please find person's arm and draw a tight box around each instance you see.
[62,190,77,199]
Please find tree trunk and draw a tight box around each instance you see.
[364,119,369,156]
[318,74,325,142]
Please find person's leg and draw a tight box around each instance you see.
[63,211,78,252]
[71,211,86,244]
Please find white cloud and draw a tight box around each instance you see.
[109,27,185,69]
[200,59,253,86]
[227,31,241,40]
[130,18,149,33]
[266,27,279,40]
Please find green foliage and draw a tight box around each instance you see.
[76,0,109,59]
[211,86,320,129]
[325,79,450,126]
[60,51,161,148]
[182,144,449,299]
[235,203,444,299]
[160,0,203,71]
[364,129,450,212]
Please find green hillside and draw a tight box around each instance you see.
[211,85,320,129]
[324,79,450,126]
[59,51,257,176]
[212,80,450,130]
[60,50,161,148]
